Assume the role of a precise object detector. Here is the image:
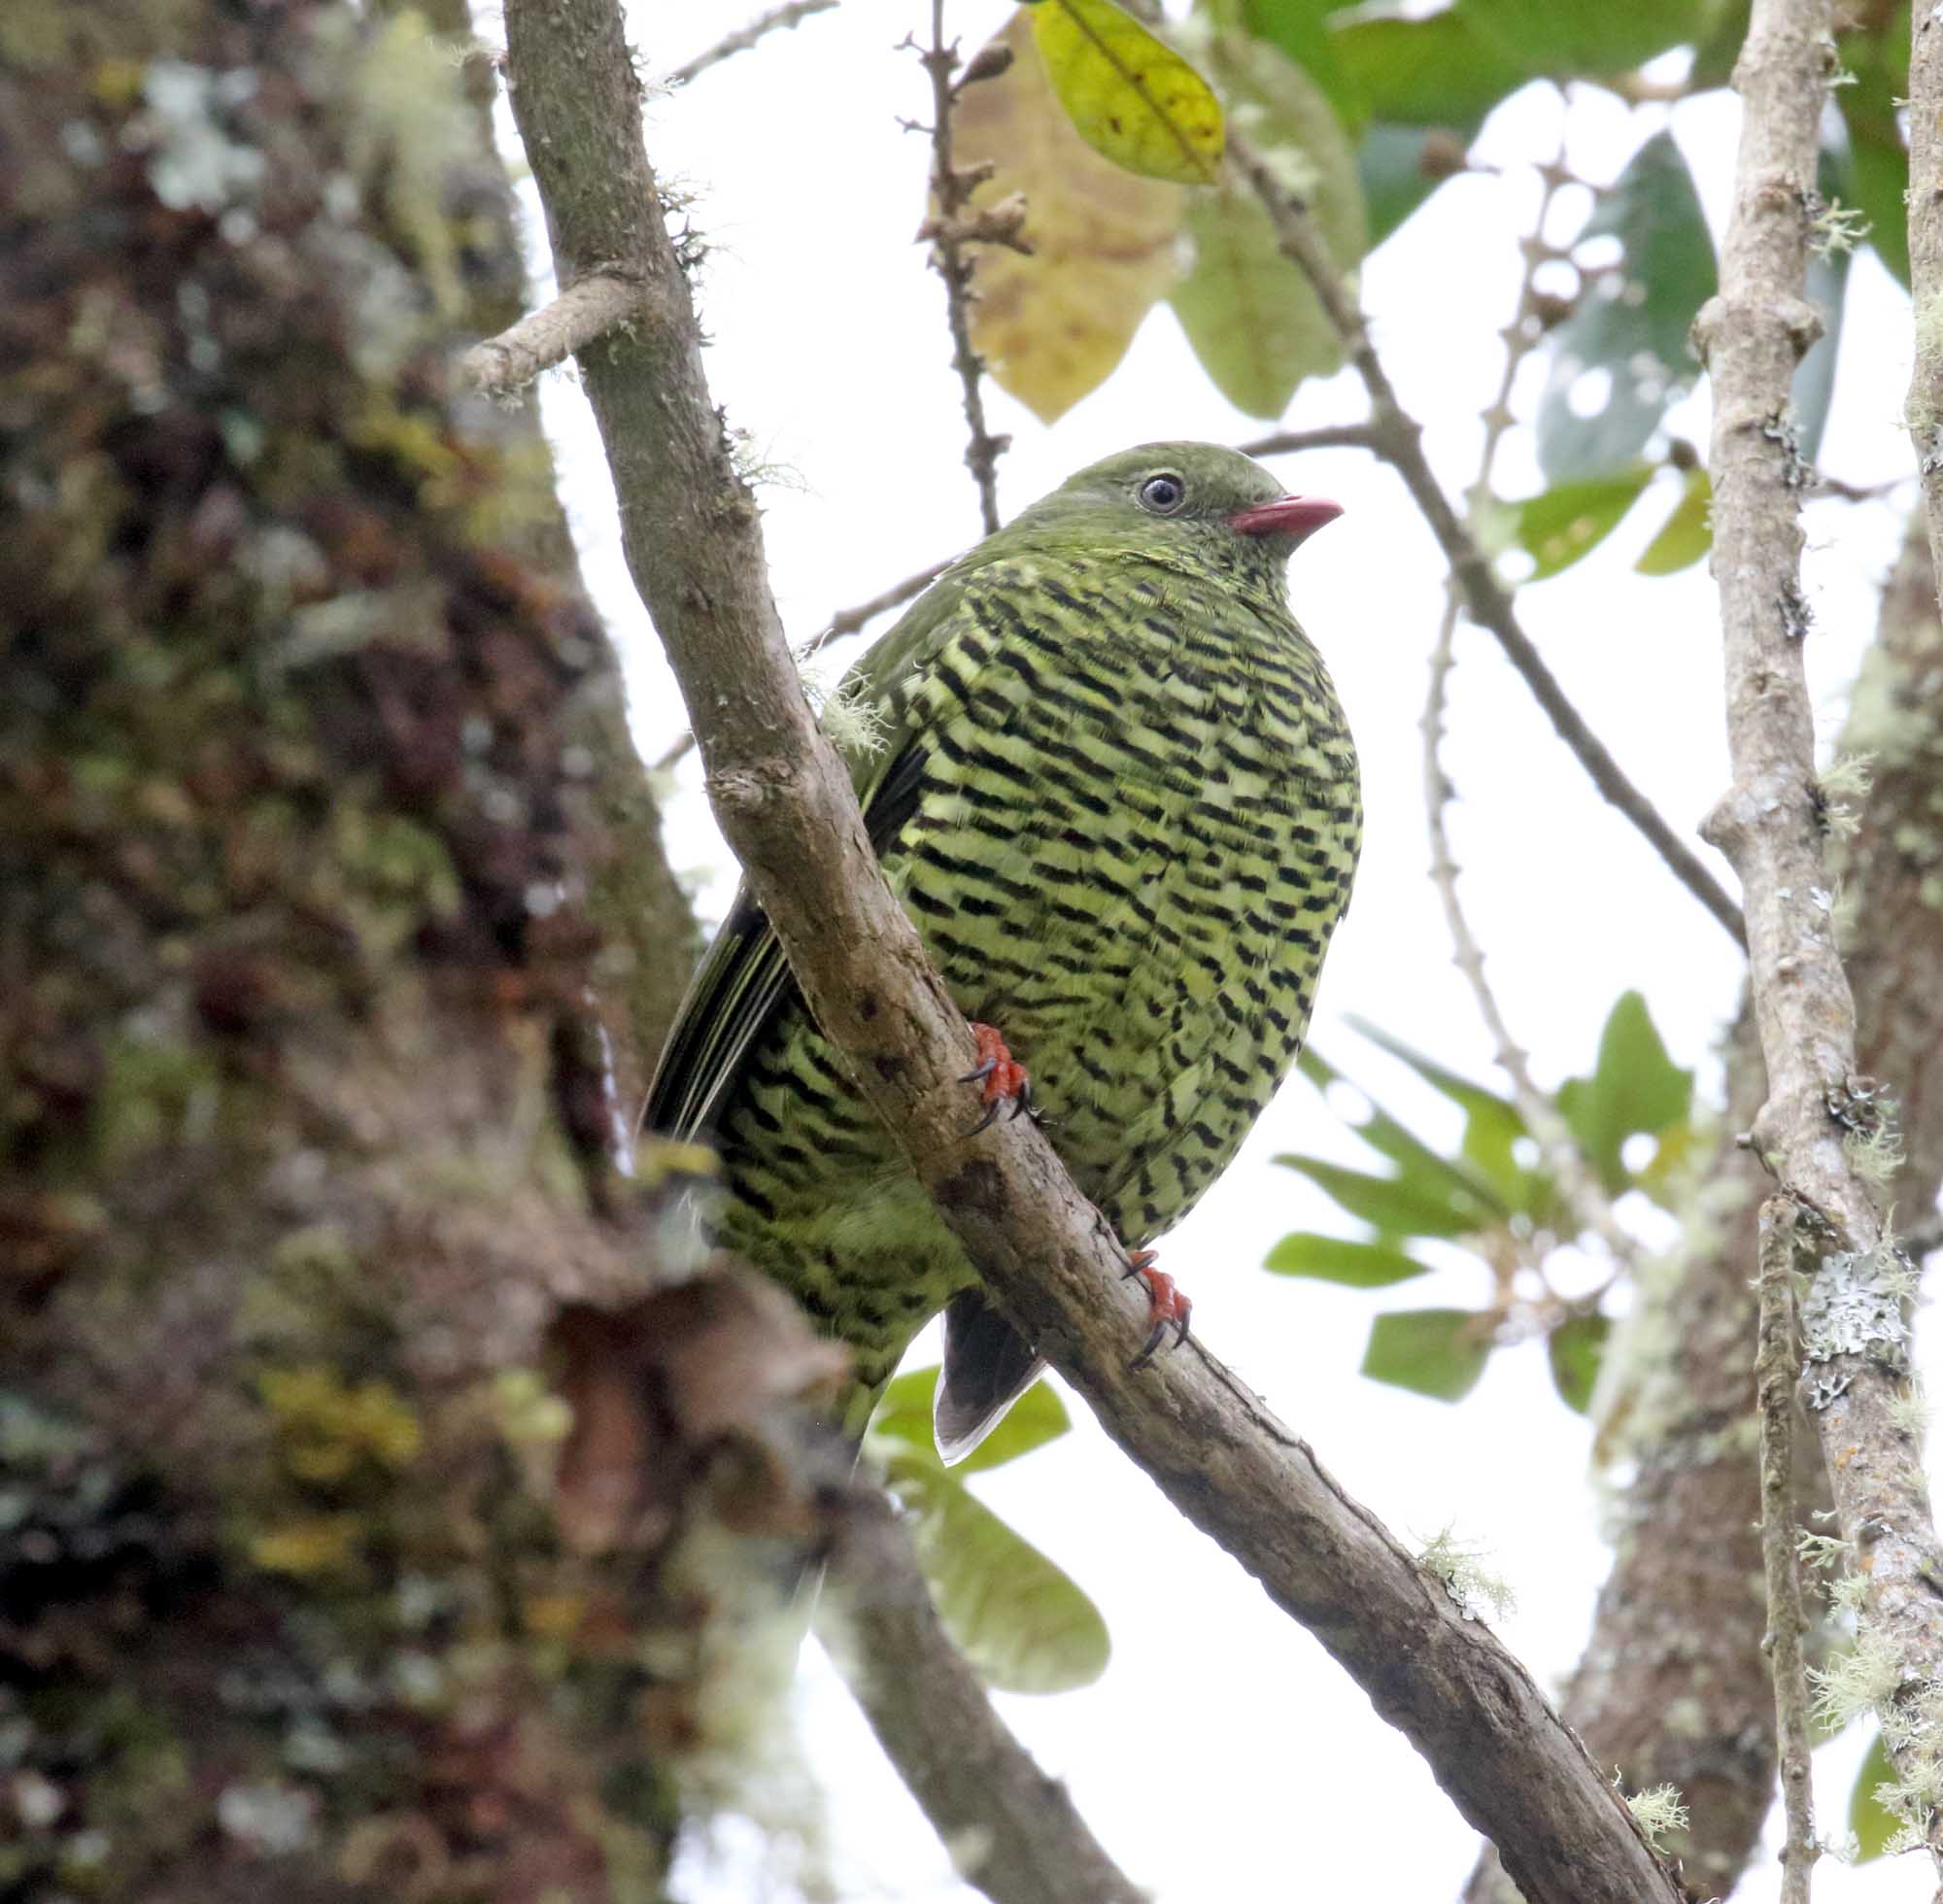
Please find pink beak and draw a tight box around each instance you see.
[1228,494,1344,544]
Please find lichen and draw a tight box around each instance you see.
[1800,1245,1911,1381]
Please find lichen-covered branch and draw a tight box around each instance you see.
[1226,131,1747,949]
[1695,0,1943,1867]
[816,1496,1145,1904]
[498,4,1689,1895]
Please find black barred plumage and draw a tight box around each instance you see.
[647,444,1360,1460]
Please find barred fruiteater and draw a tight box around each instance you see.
[647,443,1359,1462]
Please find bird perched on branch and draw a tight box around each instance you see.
[647,443,1358,1462]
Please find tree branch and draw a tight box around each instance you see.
[501,6,1688,1897]
[1756,1197,1818,1904]
[664,0,840,89]
[1696,0,1943,1866]
[816,1494,1145,1904]
[1225,132,1748,949]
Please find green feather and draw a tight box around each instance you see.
[646,442,1361,1459]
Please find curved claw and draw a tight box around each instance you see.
[1124,1252,1192,1372]
[959,1021,1033,1139]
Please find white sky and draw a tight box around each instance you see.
[499,5,1937,1897]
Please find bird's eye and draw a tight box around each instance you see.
[1139,472,1186,514]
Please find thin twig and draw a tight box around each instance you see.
[1225,129,1748,949]
[502,4,1692,1890]
[1696,0,1943,1868]
[459,267,645,395]
[816,1493,1146,1904]
[1420,157,1635,1270]
[651,557,956,773]
[1756,1197,1818,1904]
[1236,422,1385,459]
[664,0,839,88]
[917,1,1007,534]
[800,555,955,658]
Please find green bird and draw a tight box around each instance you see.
[647,442,1359,1462]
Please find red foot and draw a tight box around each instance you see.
[1124,1247,1192,1369]
[960,1022,1033,1137]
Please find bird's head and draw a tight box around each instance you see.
[1003,441,1342,592]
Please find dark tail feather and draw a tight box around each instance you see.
[935,1288,1047,1465]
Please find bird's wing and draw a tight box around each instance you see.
[642,568,972,1142]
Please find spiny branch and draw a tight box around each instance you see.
[1225,130,1748,949]
[916,1,1009,534]
[1421,154,1636,1273]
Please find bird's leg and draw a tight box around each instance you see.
[1123,1247,1192,1369]
[959,1021,1033,1137]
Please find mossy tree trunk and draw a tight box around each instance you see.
[0,5,834,1897]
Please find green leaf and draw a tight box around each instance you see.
[1547,1311,1611,1413]
[1274,1154,1495,1239]
[1507,466,1654,580]
[1849,1729,1900,1861]
[1337,1020,1555,1219]
[1537,132,1716,483]
[1344,1019,1508,1121]
[1361,1309,1492,1402]
[1556,991,1693,1191]
[1170,33,1365,417]
[1030,0,1225,185]
[1264,1231,1431,1287]
[1456,0,1707,78]
[1330,8,1528,126]
[1633,467,1711,576]
[882,1445,1109,1692]
[1299,1047,1511,1218]
[870,1365,1072,1474]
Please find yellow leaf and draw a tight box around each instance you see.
[1029,0,1224,185]
[950,12,1184,423]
